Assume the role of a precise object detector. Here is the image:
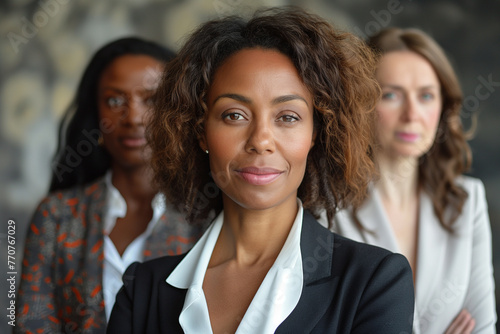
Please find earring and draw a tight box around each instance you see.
[205,149,209,154]
[98,133,104,146]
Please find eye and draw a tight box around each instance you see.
[277,114,299,123]
[223,112,245,121]
[420,92,435,101]
[144,95,155,106]
[381,91,397,100]
[106,96,126,108]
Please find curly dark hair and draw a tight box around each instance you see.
[367,27,472,230]
[148,7,380,226]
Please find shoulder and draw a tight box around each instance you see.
[124,254,186,285]
[119,254,186,306]
[37,178,106,210]
[302,210,409,278]
[29,178,107,232]
[455,175,486,196]
[453,175,489,217]
[332,233,408,273]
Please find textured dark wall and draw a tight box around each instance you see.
[1,0,498,332]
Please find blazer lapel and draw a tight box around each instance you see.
[414,191,448,313]
[157,256,187,333]
[57,178,108,331]
[82,179,108,328]
[356,187,401,252]
[277,210,335,333]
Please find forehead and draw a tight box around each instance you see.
[208,48,311,101]
[376,51,440,88]
[99,55,163,89]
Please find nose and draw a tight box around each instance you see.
[245,118,275,154]
[121,97,146,126]
[401,96,420,122]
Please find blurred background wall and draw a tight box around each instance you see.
[0,0,498,332]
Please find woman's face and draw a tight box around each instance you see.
[202,48,315,211]
[375,51,442,160]
[98,54,163,170]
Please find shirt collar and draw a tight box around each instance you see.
[166,199,304,333]
[103,170,165,236]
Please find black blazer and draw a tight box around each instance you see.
[107,211,414,333]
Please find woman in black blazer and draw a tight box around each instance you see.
[108,7,415,333]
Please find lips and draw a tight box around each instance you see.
[396,132,420,143]
[120,136,147,148]
[236,167,283,185]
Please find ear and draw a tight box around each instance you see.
[310,130,317,149]
[199,134,208,153]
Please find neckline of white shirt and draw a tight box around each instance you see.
[102,170,166,321]
[103,170,165,236]
[167,199,304,334]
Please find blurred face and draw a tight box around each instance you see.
[98,55,163,170]
[201,48,315,211]
[375,51,442,160]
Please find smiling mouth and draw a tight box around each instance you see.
[236,167,283,185]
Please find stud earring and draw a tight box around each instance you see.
[205,149,209,154]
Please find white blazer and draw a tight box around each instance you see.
[329,176,496,333]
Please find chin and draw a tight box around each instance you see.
[390,142,432,158]
[227,192,294,212]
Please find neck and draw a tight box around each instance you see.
[110,164,157,204]
[211,196,298,267]
[375,153,420,206]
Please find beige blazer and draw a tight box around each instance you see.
[329,176,496,333]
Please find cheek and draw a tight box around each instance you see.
[98,99,124,124]
[427,107,442,131]
[285,137,314,170]
[375,109,396,136]
[206,133,236,179]
[422,105,443,145]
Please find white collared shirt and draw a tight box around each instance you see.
[167,200,304,334]
[102,171,165,321]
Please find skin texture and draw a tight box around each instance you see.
[98,55,163,170]
[375,51,442,162]
[201,48,315,212]
[199,48,315,334]
[97,54,164,255]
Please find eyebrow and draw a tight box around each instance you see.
[381,84,439,91]
[272,94,309,106]
[213,93,251,105]
[213,93,309,106]
[100,87,156,95]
